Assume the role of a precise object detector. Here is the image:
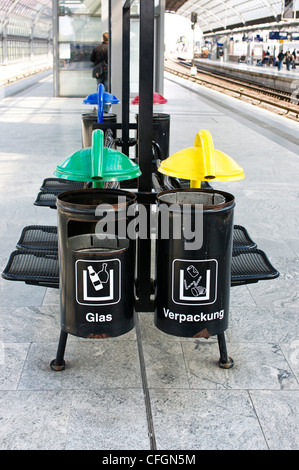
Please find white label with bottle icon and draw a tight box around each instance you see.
[75,259,121,306]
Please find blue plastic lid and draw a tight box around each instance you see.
[83,84,120,123]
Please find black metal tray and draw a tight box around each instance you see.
[231,248,279,285]
[233,225,256,250]
[40,178,85,193]
[34,192,57,209]
[2,250,59,288]
[16,225,58,251]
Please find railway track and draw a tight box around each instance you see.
[192,60,292,101]
[164,59,299,122]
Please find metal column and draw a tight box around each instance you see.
[136,0,155,311]
[122,2,131,157]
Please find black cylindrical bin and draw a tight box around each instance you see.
[81,112,117,148]
[56,188,136,338]
[155,189,235,339]
[135,113,170,160]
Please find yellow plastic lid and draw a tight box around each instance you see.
[158,130,245,187]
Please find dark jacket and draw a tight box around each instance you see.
[90,42,108,66]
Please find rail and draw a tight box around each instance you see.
[0,60,52,88]
[165,59,299,121]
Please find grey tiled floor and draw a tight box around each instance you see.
[0,71,298,450]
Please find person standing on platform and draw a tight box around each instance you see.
[292,49,296,69]
[285,50,292,71]
[277,50,284,71]
[90,32,109,91]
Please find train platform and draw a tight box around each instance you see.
[0,70,298,451]
[194,57,299,93]
[0,60,52,94]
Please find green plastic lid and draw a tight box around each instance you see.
[54,129,141,184]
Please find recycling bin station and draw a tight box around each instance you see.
[132,93,170,168]
[150,113,170,160]
[81,84,120,148]
[132,95,169,158]
[81,111,117,148]
[0,1,280,378]
[136,112,170,162]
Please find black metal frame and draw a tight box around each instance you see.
[50,0,233,369]
[135,0,155,312]
[91,0,156,312]
[122,2,131,158]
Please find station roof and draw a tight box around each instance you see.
[1,1,298,38]
[0,0,53,37]
[165,0,299,33]
[0,0,101,38]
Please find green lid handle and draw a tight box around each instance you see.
[91,129,104,181]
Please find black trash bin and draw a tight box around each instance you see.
[135,112,170,162]
[61,234,134,338]
[155,188,235,367]
[81,112,117,148]
[51,188,136,370]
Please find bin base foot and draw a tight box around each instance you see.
[50,359,66,371]
[217,332,234,369]
[50,329,68,371]
[218,357,234,369]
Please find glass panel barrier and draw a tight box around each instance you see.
[57,0,101,96]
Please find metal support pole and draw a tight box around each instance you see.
[217,333,234,369]
[50,330,68,371]
[135,0,155,311]
[122,3,131,157]
[108,0,112,93]
[53,0,59,97]
[138,0,154,192]
[135,202,155,312]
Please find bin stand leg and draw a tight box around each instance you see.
[50,330,68,371]
[217,333,234,369]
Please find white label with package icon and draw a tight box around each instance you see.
[172,259,218,306]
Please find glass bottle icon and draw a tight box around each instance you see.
[98,263,109,284]
[87,265,103,291]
